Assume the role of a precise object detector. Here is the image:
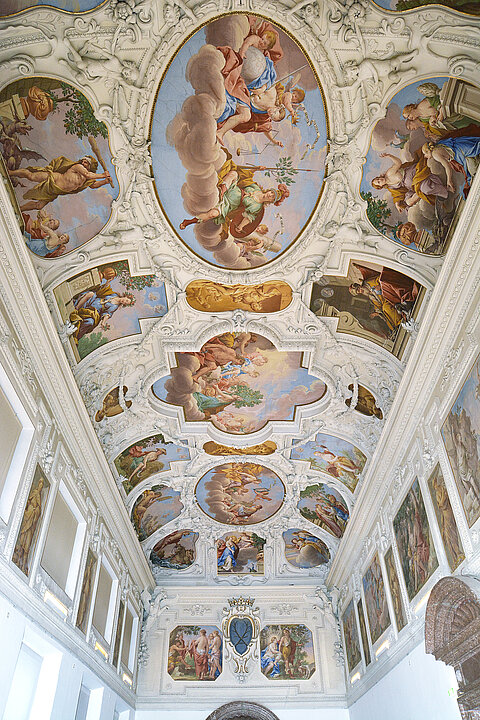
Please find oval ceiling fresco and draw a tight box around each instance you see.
[152,331,326,434]
[151,13,328,270]
[290,432,367,493]
[361,76,480,255]
[297,483,349,538]
[195,462,285,525]
[282,528,330,569]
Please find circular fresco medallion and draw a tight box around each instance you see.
[151,14,328,270]
[195,462,285,525]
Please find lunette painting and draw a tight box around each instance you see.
[298,483,349,538]
[290,432,367,492]
[282,528,330,569]
[131,485,183,541]
[310,261,424,360]
[361,77,480,254]
[152,331,326,434]
[195,462,284,525]
[113,433,190,495]
[53,260,167,361]
[217,531,265,574]
[393,478,439,600]
[168,626,222,680]
[0,77,117,257]
[342,600,361,673]
[427,463,465,571]
[150,530,198,571]
[151,13,328,270]
[442,353,480,527]
[260,624,315,679]
[374,0,480,12]
[362,553,391,645]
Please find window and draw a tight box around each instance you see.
[41,492,77,592]
[74,684,90,720]
[92,561,116,642]
[3,644,42,720]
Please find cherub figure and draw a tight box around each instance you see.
[59,37,141,91]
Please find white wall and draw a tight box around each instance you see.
[348,641,461,720]
[135,710,350,720]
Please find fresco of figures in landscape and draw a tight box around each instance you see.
[0,78,117,257]
[186,281,292,313]
[357,599,371,666]
[362,553,391,645]
[151,14,327,270]
[282,528,330,569]
[131,485,183,542]
[12,465,50,576]
[217,531,265,574]
[374,0,480,12]
[203,440,277,456]
[76,548,97,634]
[196,462,285,526]
[153,332,326,434]
[150,530,198,571]
[114,434,190,495]
[384,546,407,632]
[345,384,384,419]
[298,483,349,538]
[54,261,167,361]
[342,600,361,673]
[442,353,480,527]
[94,386,132,422]
[428,464,465,571]
[393,478,439,600]
[310,261,424,359]
[260,625,315,679]
[291,432,367,492]
[361,77,480,253]
[168,626,222,681]
[0,0,105,13]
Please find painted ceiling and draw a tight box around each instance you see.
[0,0,479,588]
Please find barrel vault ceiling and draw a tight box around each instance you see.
[0,0,479,592]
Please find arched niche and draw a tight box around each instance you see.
[206,702,280,720]
[425,576,480,719]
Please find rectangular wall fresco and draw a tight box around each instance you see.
[12,465,50,576]
[442,353,480,527]
[393,478,439,601]
[342,600,361,672]
[362,553,391,645]
[357,598,371,666]
[427,464,465,571]
[384,546,407,633]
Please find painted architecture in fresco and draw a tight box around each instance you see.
[94,386,132,422]
[393,478,439,600]
[12,465,50,576]
[342,600,361,673]
[168,626,222,681]
[131,485,183,542]
[186,281,292,313]
[203,441,277,456]
[0,78,117,257]
[362,553,391,645]
[150,530,198,571]
[1,1,105,13]
[357,599,371,666]
[310,261,424,360]
[427,464,465,571]
[291,432,367,492]
[282,529,330,569]
[260,625,315,679]
[217,531,265,574]
[196,462,285,526]
[442,353,480,527]
[76,548,97,634]
[361,77,480,253]
[298,483,349,538]
[374,0,480,12]
[54,260,167,361]
[384,546,407,633]
[153,332,326,435]
[152,14,327,270]
[345,383,384,419]
[114,434,190,495]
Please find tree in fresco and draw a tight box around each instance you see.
[46,83,108,139]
